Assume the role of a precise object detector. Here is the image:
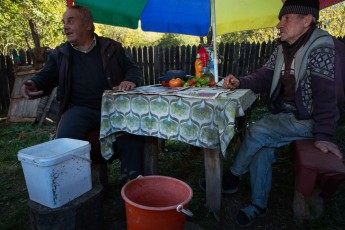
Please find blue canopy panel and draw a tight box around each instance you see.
[140,0,210,36]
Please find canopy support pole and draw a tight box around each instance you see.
[210,0,218,82]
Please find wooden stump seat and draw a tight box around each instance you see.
[28,185,104,230]
[292,140,345,223]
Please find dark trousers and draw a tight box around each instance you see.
[56,105,144,181]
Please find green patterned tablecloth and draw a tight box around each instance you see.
[100,88,257,160]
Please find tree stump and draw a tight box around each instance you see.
[28,184,103,230]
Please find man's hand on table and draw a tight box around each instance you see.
[113,81,136,91]
[314,140,343,160]
[223,75,240,89]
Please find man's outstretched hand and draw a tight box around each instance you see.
[20,80,43,99]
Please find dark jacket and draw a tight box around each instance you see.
[31,35,143,115]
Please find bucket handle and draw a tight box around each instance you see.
[176,204,193,217]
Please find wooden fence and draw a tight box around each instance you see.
[1,41,277,115]
[0,55,15,115]
[1,36,344,115]
[124,41,277,86]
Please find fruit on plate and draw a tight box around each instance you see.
[168,78,183,87]
[183,77,215,87]
[161,81,170,87]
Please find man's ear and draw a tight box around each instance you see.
[86,23,93,31]
[304,14,314,27]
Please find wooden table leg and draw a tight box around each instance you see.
[143,136,159,175]
[203,147,223,213]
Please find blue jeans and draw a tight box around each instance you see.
[230,112,314,208]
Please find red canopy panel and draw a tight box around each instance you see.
[67,0,73,6]
[320,0,344,9]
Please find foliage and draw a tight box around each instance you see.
[0,0,65,55]
[96,23,162,47]
[97,23,200,48]
[319,3,345,38]
[1,1,344,55]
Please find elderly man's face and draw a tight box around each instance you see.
[277,14,311,44]
[62,8,92,46]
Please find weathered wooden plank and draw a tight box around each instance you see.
[185,45,192,75]
[143,46,149,85]
[158,46,164,77]
[180,45,186,73]
[264,41,272,64]
[7,67,42,123]
[137,47,144,83]
[232,43,240,77]
[169,46,174,70]
[248,43,257,74]
[132,47,138,64]
[259,41,267,67]
[228,43,235,75]
[174,46,180,70]
[190,45,197,76]
[218,42,225,78]
[164,47,169,74]
[0,55,7,113]
[242,42,251,75]
[153,46,161,84]
[148,46,155,85]
[253,42,261,71]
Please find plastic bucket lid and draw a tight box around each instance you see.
[17,138,91,167]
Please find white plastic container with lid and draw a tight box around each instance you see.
[18,138,92,208]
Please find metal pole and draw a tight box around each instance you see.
[210,0,218,82]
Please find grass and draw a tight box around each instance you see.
[1,104,345,229]
[0,121,55,229]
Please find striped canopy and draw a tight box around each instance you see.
[73,0,282,36]
[72,0,344,36]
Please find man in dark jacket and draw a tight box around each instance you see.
[201,0,344,227]
[21,5,144,183]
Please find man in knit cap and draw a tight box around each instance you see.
[200,0,345,226]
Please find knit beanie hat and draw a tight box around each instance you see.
[279,0,319,20]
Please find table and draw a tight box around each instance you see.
[100,86,257,212]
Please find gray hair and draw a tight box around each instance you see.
[68,5,95,32]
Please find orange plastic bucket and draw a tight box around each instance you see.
[121,175,193,230]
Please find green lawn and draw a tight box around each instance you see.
[1,106,345,229]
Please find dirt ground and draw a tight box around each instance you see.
[2,118,344,229]
[99,140,345,230]
[100,149,306,230]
